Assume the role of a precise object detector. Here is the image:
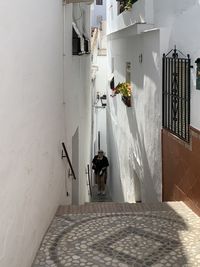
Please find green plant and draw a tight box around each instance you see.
[115,82,132,97]
[120,0,137,11]
[124,0,133,10]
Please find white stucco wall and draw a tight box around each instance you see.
[91,1,107,28]
[95,56,108,95]
[93,108,107,154]
[63,3,92,204]
[95,56,107,155]
[0,1,93,266]
[106,0,200,203]
[0,1,65,266]
[106,0,154,34]
[153,0,200,130]
[91,10,108,160]
[107,30,162,203]
[92,52,108,158]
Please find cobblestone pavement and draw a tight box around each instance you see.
[32,202,200,267]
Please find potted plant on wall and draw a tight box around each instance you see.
[118,0,138,13]
[115,82,132,107]
[124,0,133,10]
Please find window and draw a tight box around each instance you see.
[162,48,191,142]
[72,22,85,55]
[96,0,103,5]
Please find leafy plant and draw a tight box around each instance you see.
[115,82,132,97]
[124,0,133,10]
[119,0,137,12]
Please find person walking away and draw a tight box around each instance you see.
[92,150,109,195]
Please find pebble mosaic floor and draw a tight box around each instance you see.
[32,202,200,267]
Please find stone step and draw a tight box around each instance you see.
[91,186,112,203]
[56,201,187,216]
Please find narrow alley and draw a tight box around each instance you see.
[1,0,200,267]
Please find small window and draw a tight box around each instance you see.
[96,0,103,5]
[72,22,85,55]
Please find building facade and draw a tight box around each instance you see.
[0,1,92,266]
[106,0,200,213]
[91,0,106,28]
[91,2,108,165]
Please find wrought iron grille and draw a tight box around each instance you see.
[162,47,191,142]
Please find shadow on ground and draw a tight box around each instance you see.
[32,202,200,267]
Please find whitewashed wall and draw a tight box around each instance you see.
[0,1,92,266]
[0,0,65,266]
[92,32,108,162]
[153,0,200,130]
[94,55,108,157]
[106,0,154,34]
[107,30,162,203]
[106,0,200,203]
[63,3,92,204]
[94,108,107,153]
[91,1,107,28]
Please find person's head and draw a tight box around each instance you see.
[98,150,104,157]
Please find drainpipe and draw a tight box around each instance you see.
[62,3,69,199]
[62,3,67,138]
[90,79,95,184]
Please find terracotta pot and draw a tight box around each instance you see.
[121,96,131,107]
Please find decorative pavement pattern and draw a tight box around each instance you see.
[32,202,200,267]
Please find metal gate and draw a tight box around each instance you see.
[162,47,191,142]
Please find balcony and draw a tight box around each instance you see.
[116,0,138,14]
[108,0,154,35]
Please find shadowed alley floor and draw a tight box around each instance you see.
[90,185,112,202]
[32,201,200,267]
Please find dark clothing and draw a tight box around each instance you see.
[92,155,109,174]
[92,154,109,192]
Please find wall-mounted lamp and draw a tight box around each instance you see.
[100,94,107,107]
[195,58,200,90]
[94,92,107,108]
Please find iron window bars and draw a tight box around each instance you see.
[162,47,191,143]
[72,22,90,55]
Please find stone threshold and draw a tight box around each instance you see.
[56,201,189,216]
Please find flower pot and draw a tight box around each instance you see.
[121,96,131,107]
